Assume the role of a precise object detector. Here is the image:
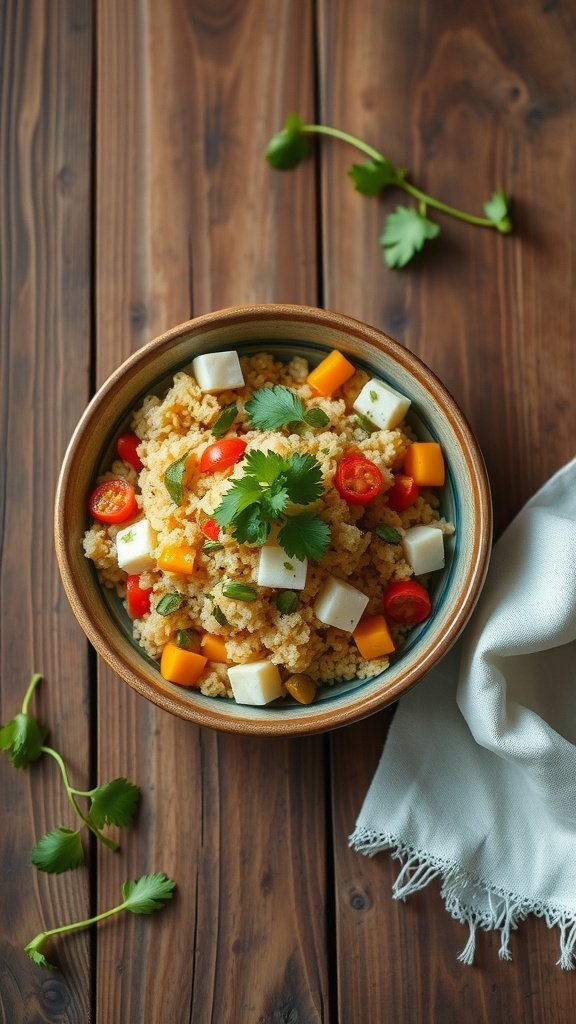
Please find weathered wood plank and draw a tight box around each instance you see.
[0,1,94,1019]
[95,1,326,1020]
[320,0,576,1021]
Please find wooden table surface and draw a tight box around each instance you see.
[2,1,575,1021]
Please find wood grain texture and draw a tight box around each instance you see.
[321,1,576,1021]
[95,1,326,1021]
[4,0,576,1019]
[317,0,576,534]
[0,1,93,1019]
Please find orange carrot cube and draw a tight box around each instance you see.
[403,442,445,487]
[306,350,355,397]
[160,642,207,687]
[157,544,196,575]
[353,615,395,659]
[200,633,228,663]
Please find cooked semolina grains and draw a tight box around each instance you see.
[83,353,454,699]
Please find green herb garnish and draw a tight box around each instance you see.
[1,675,140,872]
[374,524,402,544]
[212,605,228,627]
[25,873,176,971]
[213,450,330,561]
[354,414,376,434]
[276,591,299,614]
[203,540,224,552]
[163,451,191,506]
[245,385,329,432]
[266,114,512,268]
[120,529,135,543]
[211,403,238,439]
[175,629,200,651]
[156,593,185,616]
[221,581,258,601]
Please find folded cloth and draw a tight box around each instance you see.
[349,458,576,967]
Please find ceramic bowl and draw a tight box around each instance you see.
[55,304,491,735]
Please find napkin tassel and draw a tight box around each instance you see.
[556,916,576,970]
[350,829,576,969]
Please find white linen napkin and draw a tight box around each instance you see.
[349,458,576,967]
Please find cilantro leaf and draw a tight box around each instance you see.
[243,448,287,484]
[0,712,47,769]
[303,408,330,428]
[213,450,327,558]
[380,206,440,268]
[232,506,271,546]
[245,385,305,431]
[265,113,310,170]
[259,483,289,520]
[484,189,512,233]
[89,777,141,829]
[24,871,177,970]
[213,475,263,528]
[211,403,238,439]
[31,827,84,874]
[278,513,330,561]
[283,454,323,505]
[347,158,402,196]
[121,872,176,915]
[164,450,191,506]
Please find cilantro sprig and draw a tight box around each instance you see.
[266,114,512,268]
[213,449,330,560]
[25,873,176,971]
[1,675,140,872]
[246,385,330,432]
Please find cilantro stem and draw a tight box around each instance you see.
[40,746,118,852]
[21,673,42,715]
[302,122,497,228]
[302,123,383,163]
[400,180,495,227]
[32,901,127,943]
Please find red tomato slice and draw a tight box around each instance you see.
[117,433,143,471]
[201,518,220,541]
[334,456,383,505]
[386,474,420,512]
[383,580,431,624]
[126,575,152,617]
[200,438,247,473]
[88,479,137,524]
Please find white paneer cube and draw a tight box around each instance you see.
[353,377,411,430]
[191,351,244,394]
[227,661,283,706]
[313,577,369,632]
[402,525,445,576]
[116,519,157,574]
[257,545,308,590]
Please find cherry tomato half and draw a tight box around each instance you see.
[116,433,143,471]
[334,456,383,505]
[383,580,431,624]
[126,575,153,617]
[200,438,247,473]
[88,479,137,524]
[386,474,420,512]
[201,518,220,541]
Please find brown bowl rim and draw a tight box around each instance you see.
[55,303,492,735]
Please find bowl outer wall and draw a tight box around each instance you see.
[54,304,492,736]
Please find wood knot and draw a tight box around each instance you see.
[349,885,372,911]
[129,303,148,329]
[40,976,71,1015]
